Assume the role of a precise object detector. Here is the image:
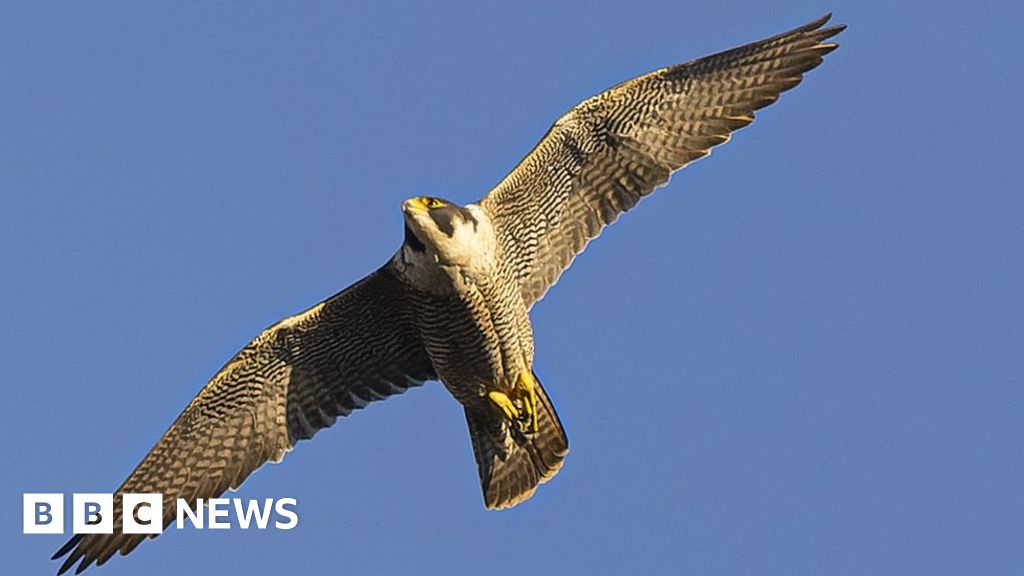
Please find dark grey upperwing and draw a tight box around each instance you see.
[479,14,844,309]
[53,263,435,574]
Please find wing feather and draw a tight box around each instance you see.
[479,14,845,308]
[53,263,435,574]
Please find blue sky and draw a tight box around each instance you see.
[3,1,1022,574]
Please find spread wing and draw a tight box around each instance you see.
[53,263,435,574]
[479,14,845,308]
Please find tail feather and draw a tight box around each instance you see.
[465,373,568,509]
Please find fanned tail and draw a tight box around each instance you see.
[465,372,569,509]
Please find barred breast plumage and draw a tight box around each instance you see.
[395,199,533,401]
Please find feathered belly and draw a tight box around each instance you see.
[411,279,533,404]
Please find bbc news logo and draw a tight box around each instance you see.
[23,494,299,534]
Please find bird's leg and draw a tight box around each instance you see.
[513,370,539,434]
[488,390,520,422]
[487,370,539,434]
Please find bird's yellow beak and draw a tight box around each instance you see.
[403,196,445,214]
[402,198,424,215]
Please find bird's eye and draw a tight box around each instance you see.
[420,196,445,209]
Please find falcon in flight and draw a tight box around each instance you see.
[55,14,844,573]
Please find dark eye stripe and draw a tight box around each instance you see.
[429,206,458,236]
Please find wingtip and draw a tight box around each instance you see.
[806,14,846,47]
[52,534,93,575]
[819,23,848,39]
[52,535,80,561]
[799,13,832,32]
[56,555,78,576]
[755,14,845,52]
[805,13,847,37]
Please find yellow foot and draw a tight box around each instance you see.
[488,390,520,422]
[516,370,539,434]
[487,370,540,434]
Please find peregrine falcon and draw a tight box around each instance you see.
[54,14,844,573]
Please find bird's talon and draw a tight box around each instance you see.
[515,370,540,434]
[487,372,541,434]
[488,390,519,422]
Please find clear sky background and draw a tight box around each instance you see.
[3,2,1022,574]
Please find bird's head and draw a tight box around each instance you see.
[401,196,493,267]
